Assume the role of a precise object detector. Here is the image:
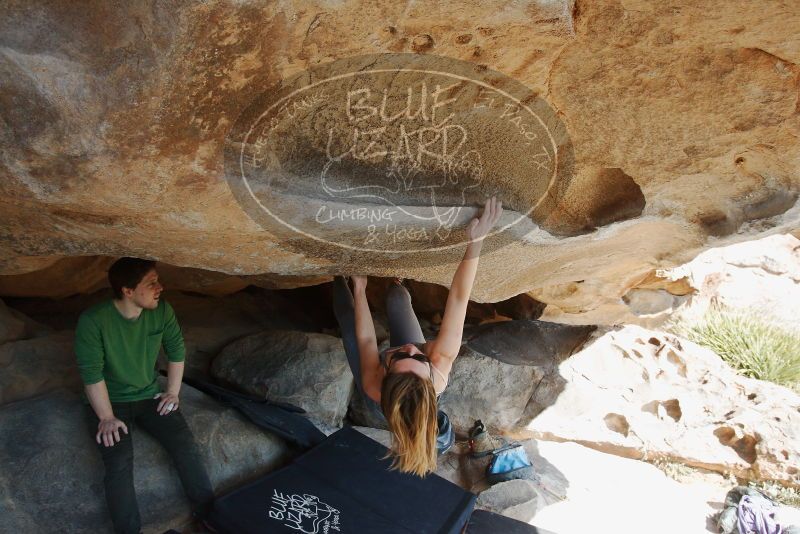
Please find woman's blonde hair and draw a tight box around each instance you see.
[380,371,439,477]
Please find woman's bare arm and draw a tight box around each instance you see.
[430,197,503,370]
[351,276,382,401]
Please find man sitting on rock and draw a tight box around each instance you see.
[74,257,214,534]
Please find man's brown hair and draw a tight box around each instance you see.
[108,258,156,299]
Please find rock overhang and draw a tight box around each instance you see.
[0,0,798,323]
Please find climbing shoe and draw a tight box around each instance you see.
[468,419,506,458]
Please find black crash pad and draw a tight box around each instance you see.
[182,375,326,450]
[465,509,558,534]
[209,426,476,533]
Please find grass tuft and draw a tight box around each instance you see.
[652,458,696,481]
[670,307,800,389]
[748,480,800,508]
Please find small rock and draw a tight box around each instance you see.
[476,479,543,523]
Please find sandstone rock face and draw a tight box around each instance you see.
[0,256,330,299]
[211,330,353,430]
[665,233,800,332]
[0,330,80,405]
[0,387,290,534]
[528,325,800,487]
[1,1,798,323]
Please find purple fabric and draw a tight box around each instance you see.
[737,494,783,534]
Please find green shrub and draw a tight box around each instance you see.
[651,458,695,481]
[748,480,800,508]
[671,307,800,388]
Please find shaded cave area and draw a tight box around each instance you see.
[1,256,547,381]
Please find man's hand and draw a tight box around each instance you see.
[467,196,503,242]
[351,275,368,293]
[155,392,180,416]
[96,417,128,447]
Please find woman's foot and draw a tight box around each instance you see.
[468,420,506,458]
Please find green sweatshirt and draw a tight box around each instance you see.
[74,299,185,402]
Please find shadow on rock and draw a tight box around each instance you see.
[438,320,595,431]
[0,386,290,534]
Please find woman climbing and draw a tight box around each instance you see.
[333,197,503,476]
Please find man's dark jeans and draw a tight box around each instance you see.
[86,398,214,534]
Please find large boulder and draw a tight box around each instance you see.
[211,330,353,431]
[165,290,326,378]
[0,257,112,299]
[0,330,80,405]
[1,1,799,324]
[528,325,800,487]
[5,305,52,339]
[172,291,274,378]
[439,320,594,431]
[1,289,113,331]
[664,233,800,332]
[438,346,550,432]
[475,479,544,523]
[0,386,291,534]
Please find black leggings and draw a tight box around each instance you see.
[332,276,425,395]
